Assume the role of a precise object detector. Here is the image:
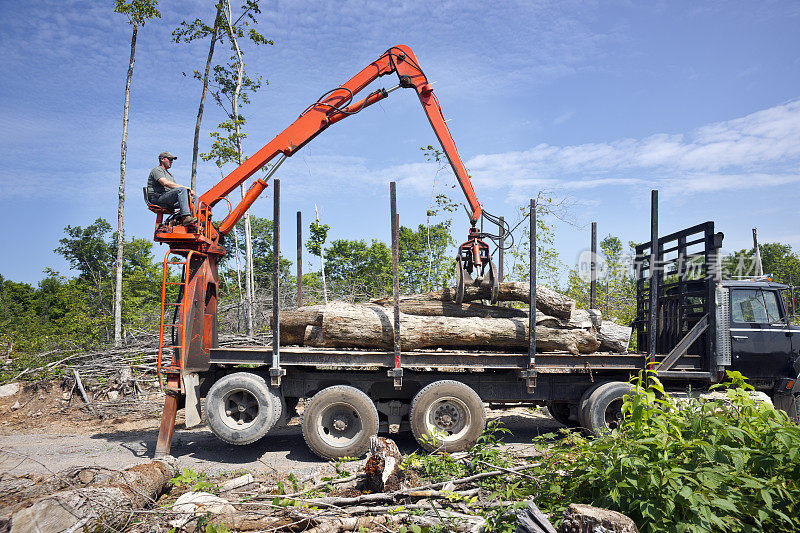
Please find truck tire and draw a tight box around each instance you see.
[205,372,282,445]
[774,392,800,424]
[302,385,378,460]
[789,395,800,424]
[584,381,633,436]
[577,381,608,429]
[547,401,579,427]
[410,380,486,452]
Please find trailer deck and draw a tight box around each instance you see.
[209,346,708,376]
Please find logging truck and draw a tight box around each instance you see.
[152,217,800,460]
[146,46,800,459]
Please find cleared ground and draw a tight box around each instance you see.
[0,382,562,478]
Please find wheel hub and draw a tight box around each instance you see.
[222,389,259,428]
[433,404,460,430]
[333,416,348,432]
[317,402,364,448]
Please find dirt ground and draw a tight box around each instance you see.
[0,381,562,480]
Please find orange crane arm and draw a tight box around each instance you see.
[200,45,483,235]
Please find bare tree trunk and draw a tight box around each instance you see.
[190,7,221,192]
[114,23,137,347]
[232,215,245,332]
[225,0,255,334]
[315,204,328,303]
[242,207,255,334]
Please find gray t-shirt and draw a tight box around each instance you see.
[147,166,173,199]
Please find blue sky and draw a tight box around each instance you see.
[1,0,799,285]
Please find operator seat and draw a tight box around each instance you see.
[143,187,178,227]
[143,187,172,214]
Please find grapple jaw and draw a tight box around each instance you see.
[455,227,499,305]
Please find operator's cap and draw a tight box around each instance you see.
[159,151,177,160]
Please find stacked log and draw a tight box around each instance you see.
[280,283,632,355]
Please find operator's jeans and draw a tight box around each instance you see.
[154,187,192,217]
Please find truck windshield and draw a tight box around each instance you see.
[731,289,782,324]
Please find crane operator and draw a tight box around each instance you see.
[146,151,197,226]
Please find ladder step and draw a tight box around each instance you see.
[164,303,182,306]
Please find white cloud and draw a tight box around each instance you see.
[231,98,800,205]
[452,98,800,201]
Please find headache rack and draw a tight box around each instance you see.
[633,221,724,379]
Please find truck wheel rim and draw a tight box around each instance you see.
[425,396,470,441]
[317,402,362,448]
[220,388,259,430]
[604,399,624,430]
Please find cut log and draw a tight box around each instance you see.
[279,305,592,346]
[425,282,575,318]
[559,503,639,533]
[7,457,176,533]
[537,309,599,330]
[280,305,324,328]
[371,299,595,329]
[280,305,324,345]
[371,296,527,319]
[598,321,632,353]
[305,302,598,354]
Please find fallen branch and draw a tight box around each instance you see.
[73,370,103,419]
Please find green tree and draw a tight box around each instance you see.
[564,234,636,326]
[173,2,225,191]
[200,0,271,334]
[306,218,330,302]
[508,197,565,289]
[323,239,392,298]
[399,223,454,293]
[229,216,291,288]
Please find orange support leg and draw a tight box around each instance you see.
[154,391,180,457]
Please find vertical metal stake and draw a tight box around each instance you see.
[297,211,302,308]
[526,198,537,392]
[648,190,659,371]
[270,179,285,386]
[752,228,763,277]
[389,182,403,388]
[590,222,597,310]
[498,216,505,283]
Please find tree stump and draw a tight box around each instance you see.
[364,436,404,492]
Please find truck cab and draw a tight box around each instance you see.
[722,280,800,395]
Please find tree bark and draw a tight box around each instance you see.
[597,320,632,353]
[370,296,528,319]
[114,23,137,348]
[421,282,575,318]
[298,301,598,354]
[7,457,175,533]
[190,7,221,192]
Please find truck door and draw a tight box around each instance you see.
[729,288,794,380]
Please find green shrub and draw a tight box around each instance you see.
[532,371,800,532]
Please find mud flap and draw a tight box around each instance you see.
[182,372,202,427]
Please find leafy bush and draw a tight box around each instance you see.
[532,371,800,532]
